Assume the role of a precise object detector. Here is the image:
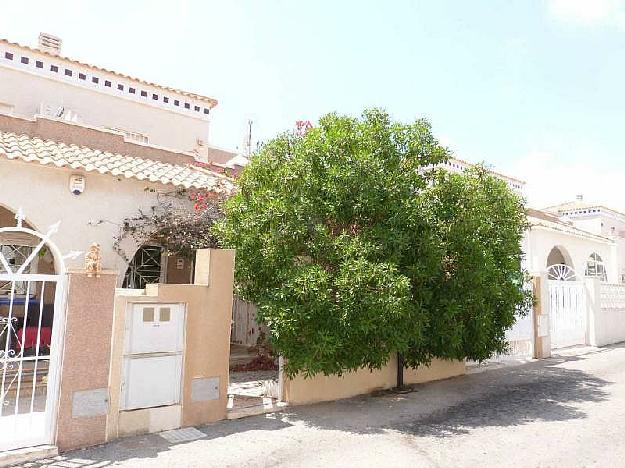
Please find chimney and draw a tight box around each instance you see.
[38,32,62,56]
[576,194,583,201]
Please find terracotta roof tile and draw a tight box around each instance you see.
[0,130,234,193]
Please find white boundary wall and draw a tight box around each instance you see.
[589,281,625,347]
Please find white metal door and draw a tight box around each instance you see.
[125,304,184,355]
[0,213,71,452]
[549,280,587,349]
[122,303,185,410]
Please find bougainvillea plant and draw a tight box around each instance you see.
[114,187,225,263]
[215,108,531,377]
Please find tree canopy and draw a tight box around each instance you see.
[215,109,531,377]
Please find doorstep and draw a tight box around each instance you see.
[0,445,58,468]
[226,394,288,420]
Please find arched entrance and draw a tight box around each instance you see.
[545,245,587,349]
[546,246,575,281]
[0,208,69,451]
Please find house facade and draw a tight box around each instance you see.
[0,33,241,287]
[526,197,624,283]
[0,33,239,459]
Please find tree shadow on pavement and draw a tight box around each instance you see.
[280,353,611,439]
[20,353,613,466]
[399,359,609,437]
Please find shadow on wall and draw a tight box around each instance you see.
[23,349,612,466]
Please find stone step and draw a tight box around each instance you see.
[226,395,287,420]
[0,444,58,468]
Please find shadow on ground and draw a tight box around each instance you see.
[20,349,614,467]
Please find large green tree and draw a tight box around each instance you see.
[215,109,531,377]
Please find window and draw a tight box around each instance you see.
[129,87,136,94]
[117,84,124,91]
[174,100,180,106]
[184,102,190,109]
[20,56,29,64]
[36,60,43,68]
[160,307,171,322]
[152,93,158,100]
[142,307,155,322]
[122,246,162,289]
[79,72,86,80]
[203,108,210,115]
[141,90,148,97]
[92,76,99,84]
[50,65,59,72]
[194,105,200,112]
[163,96,169,103]
[4,52,13,60]
[64,69,72,76]
[104,80,111,87]
[586,253,607,282]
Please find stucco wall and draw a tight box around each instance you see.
[589,280,625,347]
[525,226,617,282]
[283,357,465,405]
[0,62,209,153]
[107,249,234,439]
[0,157,179,283]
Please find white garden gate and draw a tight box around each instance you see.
[0,210,76,452]
[548,264,587,349]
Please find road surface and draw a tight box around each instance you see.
[21,344,625,467]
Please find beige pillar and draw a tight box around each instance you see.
[182,249,235,427]
[533,273,551,359]
[55,270,118,452]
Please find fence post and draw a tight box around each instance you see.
[533,272,551,359]
[585,277,601,347]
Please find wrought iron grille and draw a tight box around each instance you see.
[122,246,163,289]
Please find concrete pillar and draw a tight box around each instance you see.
[585,277,601,347]
[182,249,235,427]
[193,249,211,286]
[55,270,117,452]
[533,272,551,359]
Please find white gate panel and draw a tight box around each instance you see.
[122,354,183,410]
[0,210,74,452]
[549,280,587,349]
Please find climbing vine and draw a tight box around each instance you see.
[112,187,225,263]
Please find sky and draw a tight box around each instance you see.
[2,0,625,210]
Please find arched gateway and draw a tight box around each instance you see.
[0,208,78,451]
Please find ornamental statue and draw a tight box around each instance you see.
[85,242,102,277]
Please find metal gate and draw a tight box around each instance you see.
[0,210,73,452]
[548,265,587,349]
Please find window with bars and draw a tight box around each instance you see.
[586,252,607,282]
[122,246,163,289]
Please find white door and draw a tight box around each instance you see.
[122,303,185,410]
[0,217,68,452]
[549,280,587,349]
[125,304,184,355]
[123,354,183,410]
